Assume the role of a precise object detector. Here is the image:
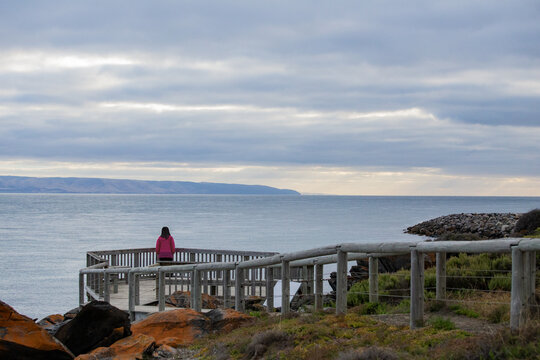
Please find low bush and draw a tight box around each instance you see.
[449,304,479,318]
[430,316,456,331]
[514,208,540,235]
[244,329,292,359]
[336,347,399,360]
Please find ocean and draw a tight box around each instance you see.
[1,194,539,320]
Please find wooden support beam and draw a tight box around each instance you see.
[410,249,424,329]
[223,270,231,308]
[128,272,135,322]
[266,267,274,312]
[436,252,446,302]
[369,256,378,303]
[79,273,85,307]
[281,260,290,314]
[235,267,244,312]
[306,265,315,302]
[511,247,525,331]
[336,250,348,315]
[104,272,110,303]
[158,270,165,311]
[192,270,201,312]
[134,274,140,306]
[314,264,324,311]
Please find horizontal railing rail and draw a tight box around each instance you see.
[80,238,539,331]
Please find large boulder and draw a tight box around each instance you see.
[166,290,221,309]
[75,333,155,360]
[0,300,74,360]
[54,301,131,356]
[131,308,209,347]
[206,308,254,332]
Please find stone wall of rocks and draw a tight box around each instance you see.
[405,213,521,239]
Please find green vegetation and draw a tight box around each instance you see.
[186,252,538,359]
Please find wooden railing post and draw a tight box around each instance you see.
[314,264,324,311]
[104,272,111,303]
[266,267,274,312]
[134,273,140,305]
[192,270,201,312]
[128,271,136,322]
[111,254,119,293]
[511,246,525,331]
[436,252,446,302]
[158,270,165,311]
[235,266,245,312]
[369,256,378,303]
[336,249,348,315]
[281,260,290,314]
[223,269,231,308]
[410,248,424,328]
[79,272,85,307]
[306,265,314,304]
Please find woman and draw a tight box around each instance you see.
[156,226,176,263]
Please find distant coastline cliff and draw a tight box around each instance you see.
[0,176,300,195]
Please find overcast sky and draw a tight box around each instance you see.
[1,1,539,195]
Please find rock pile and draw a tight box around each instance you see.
[0,299,253,360]
[405,213,521,239]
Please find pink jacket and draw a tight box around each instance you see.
[156,236,175,259]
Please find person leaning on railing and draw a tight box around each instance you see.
[156,226,176,264]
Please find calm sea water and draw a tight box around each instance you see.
[1,194,539,319]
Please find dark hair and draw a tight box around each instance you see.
[161,226,171,238]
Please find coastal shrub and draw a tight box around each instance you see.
[336,347,399,360]
[430,316,456,331]
[488,274,512,291]
[446,253,512,291]
[449,304,479,318]
[525,227,540,238]
[244,329,292,359]
[359,302,387,315]
[514,209,540,235]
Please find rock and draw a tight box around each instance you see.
[0,300,74,360]
[131,308,209,347]
[152,344,179,359]
[54,300,131,356]
[406,213,521,239]
[75,333,155,360]
[166,290,221,309]
[37,314,66,335]
[205,308,254,332]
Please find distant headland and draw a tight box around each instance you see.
[0,176,300,195]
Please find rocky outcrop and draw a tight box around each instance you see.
[206,308,254,332]
[75,333,155,360]
[0,300,74,360]
[54,301,131,356]
[131,308,210,347]
[406,213,521,239]
[165,290,221,309]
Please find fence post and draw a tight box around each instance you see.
[158,270,165,311]
[511,246,525,331]
[306,265,315,304]
[315,264,324,311]
[529,251,536,307]
[235,266,244,312]
[266,267,274,312]
[410,248,424,329]
[192,270,202,312]
[223,269,231,308]
[369,256,379,303]
[111,254,119,293]
[436,252,446,302]
[134,273,140,305]
[281,260,291,314]
[336,249,348,315]
[128,271,136,322]
[104,272,110,303]
[79,272,85,307]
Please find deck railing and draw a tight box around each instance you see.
[80,238,539,331]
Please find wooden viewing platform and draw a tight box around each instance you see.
[80,239,540,330]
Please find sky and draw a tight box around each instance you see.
[0,1,539,195]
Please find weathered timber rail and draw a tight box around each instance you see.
[80,238,539,331]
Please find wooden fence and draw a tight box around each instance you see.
[80,238,539,331]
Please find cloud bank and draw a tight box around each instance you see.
[0,1,539,195]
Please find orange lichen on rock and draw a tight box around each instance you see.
[75,334,155,360]
[0,300,74,360]
[131,308,210,347]
[207,308,254,332]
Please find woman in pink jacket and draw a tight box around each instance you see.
[156,226,176,263]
